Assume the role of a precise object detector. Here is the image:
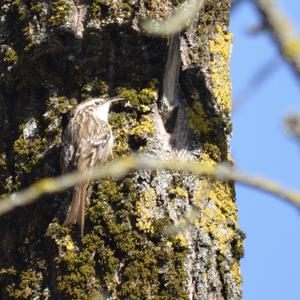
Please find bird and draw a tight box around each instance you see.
[60,96,123,236]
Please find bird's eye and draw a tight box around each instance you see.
[95,101,100,105]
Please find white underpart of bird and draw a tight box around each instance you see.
[60,97,123,236]
[94,101,110,122]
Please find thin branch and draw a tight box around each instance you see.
[284,114,300,139]
[143,0,205,35]
[254,0,300,79]
[1,156,300,216]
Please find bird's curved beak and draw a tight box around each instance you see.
[107,97,125,104]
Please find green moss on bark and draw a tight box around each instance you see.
[0,0,239,298]
[49,0,70,26]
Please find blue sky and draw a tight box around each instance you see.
[230,1,300,299]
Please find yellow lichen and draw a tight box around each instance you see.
[199,152,217,167]
[81,79,109,99]
[109,87,156,155]
[135,189,157,233]
[231,261,242,287]
[130,114,155,136]
[4,48,18,63]
[110,111,155,156]
[175,234,188,248]
[117,87,157,111]
[166,241,173,247]
[194,178,237,256]
[63,235,76,252]
[49,0,70,26]
[202,142,222,162]
[209,25,232,113]
[7,270,43,298]
[168,186,188,199]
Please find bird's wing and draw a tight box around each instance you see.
[60,113,112,173]
[78,117,113,168]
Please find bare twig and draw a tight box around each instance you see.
[143,0,205,35]
[254,0,300,79]
[1,156,300,216]
[284,114,300,139]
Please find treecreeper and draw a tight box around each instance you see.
[60,97,123,236]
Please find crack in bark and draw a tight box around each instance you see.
[161,33,181,110]
[158,32,190,153]
[72,0,87,38]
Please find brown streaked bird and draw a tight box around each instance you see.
[60,97,123,236]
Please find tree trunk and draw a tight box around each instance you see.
[0,1,243,299]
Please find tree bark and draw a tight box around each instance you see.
[0,1,243,299]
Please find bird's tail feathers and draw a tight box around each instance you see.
[64,182,88,236]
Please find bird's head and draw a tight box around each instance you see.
[75,97,124,122]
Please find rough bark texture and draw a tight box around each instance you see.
[0,1,243,299]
